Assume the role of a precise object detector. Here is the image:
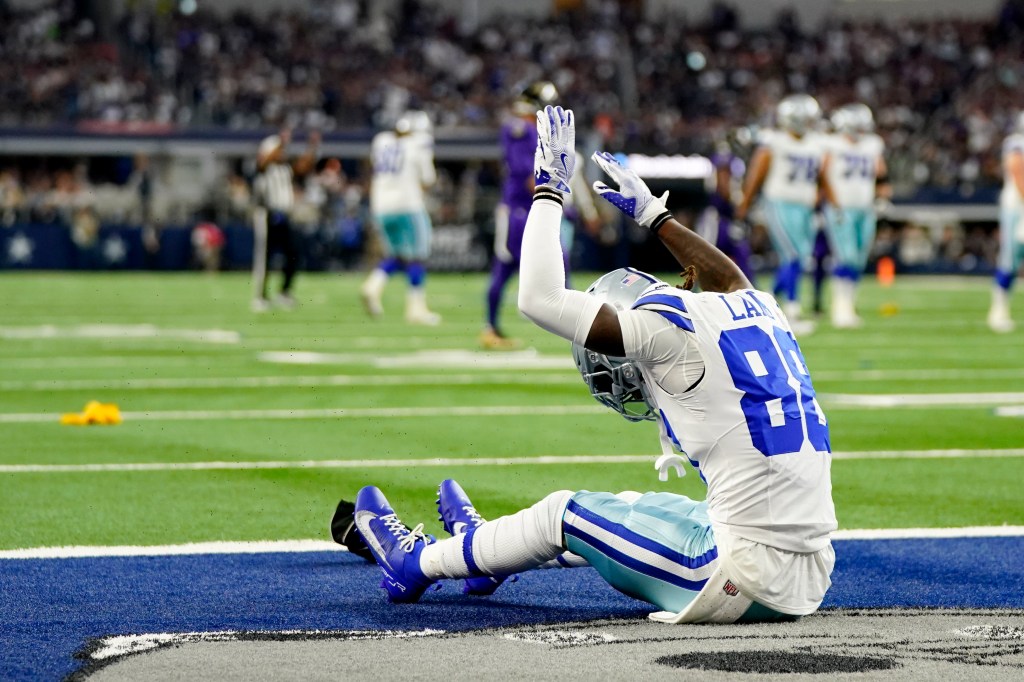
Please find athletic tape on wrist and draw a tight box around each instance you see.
[649,211,673,235]
[533,188,565,206]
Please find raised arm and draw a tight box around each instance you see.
[590,152,751,293]
[257,129,290,172]
[1007,149,1024,198]
[817,154,838,208]
[875,155,893,201]
[735,145,771,221]
[292,130,321,177]
[517,106,626,356]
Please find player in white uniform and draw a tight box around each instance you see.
[822,104,889,328]
[352,106,836,624]
[360,111,440,325]
[737,95,836,333]
[989,112,1024,333]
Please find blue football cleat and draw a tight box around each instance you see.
[354,485,438,603]
[436,479,516,595]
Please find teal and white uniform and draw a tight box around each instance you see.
[563,281,836,617]
[823,132,884,278]
[369,130,436,260]
[758,129,827,263]
[998,133,1024,278]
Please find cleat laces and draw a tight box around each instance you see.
[382,514,429,553]
[462,505,485,528]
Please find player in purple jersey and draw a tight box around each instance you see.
[481,81,560,350]
[697,147,754,283]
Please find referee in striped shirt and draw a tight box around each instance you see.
[251,128,320,311]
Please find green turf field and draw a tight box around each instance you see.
[1,271,1022,550]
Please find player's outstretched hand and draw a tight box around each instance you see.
[591,151,670,229]
[534,105,575,194]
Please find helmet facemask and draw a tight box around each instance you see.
[570,268,661,422]
[572,346,656,422]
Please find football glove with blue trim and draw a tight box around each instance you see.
[534,105,575,194]
[591,151,671,230]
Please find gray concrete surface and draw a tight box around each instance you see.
[82,609,1024,681]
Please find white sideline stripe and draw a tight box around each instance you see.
[0,357,222,369]
[0,455,655,473]
[822,392,1024,408]
[4,368,1023,390]
[830,527,1024,540]
[0,324,240,344]
[88,628,445,661]
[3,393,1021,422]
[4,527,1024,560]
[0,373,579,392]
[259,349,575,370]
[995,406,1024,417]
[2,448,1023,474]
[0,404,604,424]
[813,368,1024,382]
[0,540,342,559]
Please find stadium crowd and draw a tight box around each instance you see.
[3,0,1024,197]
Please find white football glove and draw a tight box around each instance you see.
[591,151,670,229]
[534,105,575,194]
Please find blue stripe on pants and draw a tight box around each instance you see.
[562,492,718,612]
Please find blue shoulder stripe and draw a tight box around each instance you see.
[623,267,658,283]
[632,293,695,332]
[632,292,688,313]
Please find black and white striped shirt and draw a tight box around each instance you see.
[255,162,294,213]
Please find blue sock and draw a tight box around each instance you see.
[834,264,860,282]
[786,261,801,301]
[773,264,791,298]
[995,269,1015,291]
[407,262,426,288]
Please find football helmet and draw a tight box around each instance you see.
[512,80,559,116]
[776,94,822,136]
[831,103,874,136]
[571,268,659,422]
[395,110,432,136]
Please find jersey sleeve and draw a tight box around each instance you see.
[619,308,705,394]
[756,128,776,148]
[417,137,437,187]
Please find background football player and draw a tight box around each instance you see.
[697,141,755,283]
[822,103,889,328]
[353,106,836,625]
[736,94,835,334]
[481,81,560,350]
[360,110,440,325]
[989,112,1024,333]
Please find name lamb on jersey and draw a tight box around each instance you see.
[632,285,780,330]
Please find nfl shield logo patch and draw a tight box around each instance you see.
[723,580,740,597]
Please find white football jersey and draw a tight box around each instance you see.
[369,131,436,215]
[759,129,827,206]
[619,283,836,553]
[825,133,884,210]
[1001,133,1024,210]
